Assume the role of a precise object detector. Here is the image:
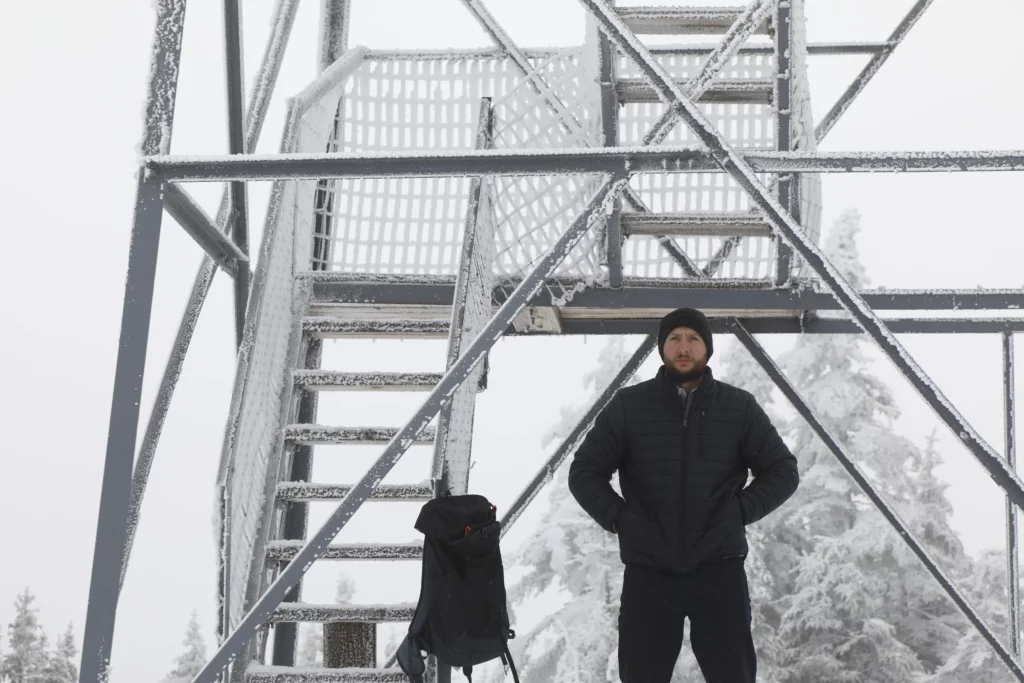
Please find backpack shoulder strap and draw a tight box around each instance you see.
[503,644,520,683]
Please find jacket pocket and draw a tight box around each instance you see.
[700,493,742,539]
[618,502,661,543]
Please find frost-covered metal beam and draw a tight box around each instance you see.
[81,2,186,682]
[556,317,1024,336]
[149,148,1024,181]
[271,338,321,668]
[163,183,247,275]
[358,43,889,61]
[118,0,300,614]
[815,0,935,142]
[313,277,1024,311]
[595,5,623,287]
[189,178,629,683]
[1005,331,1021,657]
[224,0,251,346]
[773,0,794,285]
[432,98,494,499]
[806,42,890,56]
[499,335,657,537]
[319,0,352,70]
[616,5,770,35]
[576,0,1024,516]
[652,42,892,57]
[731,322,1024,682]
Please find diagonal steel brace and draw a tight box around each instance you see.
[815,0,936,143]
[577,0,1024,515]
[499,335,657,538]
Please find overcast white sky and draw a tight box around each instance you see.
[2,1,1023,682]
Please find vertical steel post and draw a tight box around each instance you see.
[224,0,250,345]
[1006,331,1021,657]
[312,0,353,271]
[271,337,322,667]
[595,4,623,288]
[81,4,186,680]
[320,0,352,70]
[773,0,794,286]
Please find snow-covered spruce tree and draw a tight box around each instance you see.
[498,337,641,683]
[760,210,969,681]
[928,548,1019,683]
[295,570,356,666]
[295,624,323,668]
[1,589,49,683]
[889,430,972,673]
[41,625,76,683]
[335,572,355,603]
[163,612,207,683]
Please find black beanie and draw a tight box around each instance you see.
[658,308,713,360]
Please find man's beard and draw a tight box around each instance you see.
[665,359,707,384]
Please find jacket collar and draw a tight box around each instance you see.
[655,364,716,409]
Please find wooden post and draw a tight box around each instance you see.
[323,623,376,667]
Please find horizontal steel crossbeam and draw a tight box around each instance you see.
[560,317,1024,336]
[308,277,1024,311]
[147,148,1024,181]
[616,5,770,35]
[621,212,769,238]
[616,77,773,104]
[361,42,892,60]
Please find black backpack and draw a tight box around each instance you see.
[396,494,520,683]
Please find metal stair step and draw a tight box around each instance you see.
[269,603,418,623]
[293,370,444,392]
[616,6,770,35]
[615,78,773,105]
[303,317,449,339]
[247,665,408,683]
[284,425,437,445]
[265,540,423,561]
[622,212,770,238]
[276,482,434,502]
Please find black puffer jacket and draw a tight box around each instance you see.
[568,365,799,574]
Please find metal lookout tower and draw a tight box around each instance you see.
[81,0,1024,681]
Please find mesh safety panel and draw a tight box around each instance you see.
[217,79,347,635]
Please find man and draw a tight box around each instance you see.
[568,307,799,683]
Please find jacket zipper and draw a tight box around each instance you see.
[681,390,695,570]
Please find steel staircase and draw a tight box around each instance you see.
[215,4,809,682]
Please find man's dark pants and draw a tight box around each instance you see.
[618,557,756,683]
